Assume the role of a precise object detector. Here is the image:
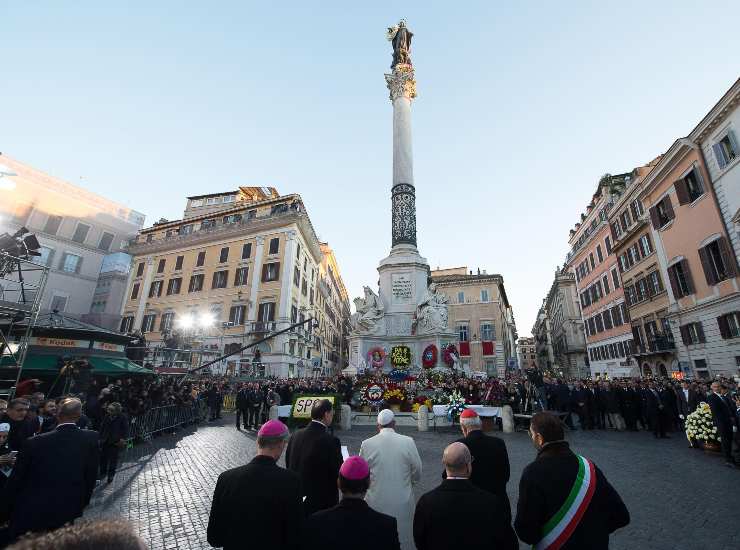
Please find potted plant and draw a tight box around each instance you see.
[685,402,721,451]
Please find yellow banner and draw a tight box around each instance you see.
[291,396,336,419]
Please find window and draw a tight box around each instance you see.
[603,311,613,330]
[50,294,67,312]
[72,223,90,244]
[120,316,134,333]
[694,359,708,376]
[699,238,735,285]
[262,262,280,282]
[605,236,612,255]
[620,210,631,232]
[602,275,610,295]
[457,324,469,342]
[294,266,301,287]
[43,215,63,235]
[291,305,298,323]
[595,315,604,332]
[480,289,489,302]
[157,259,166,273]
[36,246,53,266]
[650,196,674,229]
[196,251,206,267]
[611,268,620,289]
[130,282,140,300]
[630,199,644,220]
[229,305,247,326]
[60,253,81,273]
[206,197,220,205]
[303,258,308,271]
[712,131,738,169]
[675,168,705,204]
[180,224,194,235]
[160,312,175,333]
[98,232,115,251]
[175,256,184,270]
[268,238,279,255]
[667,260,694,298]
[457,291,465,303]
[310,287,314,305]
[149,280,163,298]
[212,270,228,289]
[301,279,308,296]
[621,303,629,323]
[296,243,301,260]
[596,245,603,263]
[647,271,663,296]
[190,199,203,208]
[637,278,650,302]
[166,278,182,295]
[481,323,494,341]
[680,322,705,345]
[258,302,276,322]
[188,274,204,293]
[638,235,652,257]
[141,314,156,333]
[717,312,740,339]
[589,253,595,269]
[234,267,249,286]
[222,214,241,224]
[135,262,144,277]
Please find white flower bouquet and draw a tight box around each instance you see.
[684,402,720,444]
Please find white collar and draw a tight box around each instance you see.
[310,420,327,428]
[446,477,468,480]
[379,427,395,433]
[56,422,78,429]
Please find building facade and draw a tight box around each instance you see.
[637,137,740,378]
[532,304,555,372]
[566,172,637,378]
[0,154,144,321]
[517,337,536,371]
[121,187,348,378]
[545,268,588,379]
[430,267,517,376]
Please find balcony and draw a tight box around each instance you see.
[630,335,676,356]
[249,321,276,334]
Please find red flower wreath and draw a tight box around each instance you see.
[422,344,437,368]
[442,343,458,367]
[367,347,386,369]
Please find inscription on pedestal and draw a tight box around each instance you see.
[391,273,413,305]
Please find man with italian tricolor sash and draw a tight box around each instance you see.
[515,412,630,549]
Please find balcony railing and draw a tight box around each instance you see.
[630,335,676,355]
[249,321,276,334]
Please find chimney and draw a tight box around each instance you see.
[469,270,473,275]
[477,267,480,275]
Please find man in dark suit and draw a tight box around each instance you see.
[208,419,303,550]
[98,402,129,484]
[303,455,400,550]
[0,399,36,452]
[645,382,670,438]
[676,380,699,428]
[1,398,99,540]
[708,382,736,467]
[286,399,342,516]
[444,409,511,520]
[515,412,629,549]
[235,383,248,430]
[415,442,515,550]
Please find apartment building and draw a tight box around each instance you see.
[0,154,144,320]
[566,173,636,377]
[430,267,517,376]
[532,304,555,372]
[121,187,349,378]
[517,336,536,371]
[545,268,588,379]
[314,243,351,375]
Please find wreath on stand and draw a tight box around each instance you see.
[422,344,437,368]
[367,347,387,369]
[363,382,386,409]
[442,344,459,367]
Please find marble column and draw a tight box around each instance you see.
[385,64,418,249]
[278,230,298,324]
[246,236,265,327]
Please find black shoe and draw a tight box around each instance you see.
[236,426,241,431]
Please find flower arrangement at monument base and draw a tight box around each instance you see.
[442,344,459,367]
[411,395,433,413]
[367,347,387,369]
[685,402,720,450]
[446,389,466,421]
[383,386,406,412]
[422,344,437,368]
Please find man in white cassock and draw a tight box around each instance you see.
[359,409,422,550]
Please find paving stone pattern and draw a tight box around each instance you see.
[86,418,739,550]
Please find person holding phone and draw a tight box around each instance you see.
[0,423,17,491]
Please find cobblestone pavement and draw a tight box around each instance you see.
[86,417,739,550]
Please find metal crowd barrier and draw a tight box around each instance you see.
[128,403,206,442]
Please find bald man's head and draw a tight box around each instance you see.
[443,442,472,478]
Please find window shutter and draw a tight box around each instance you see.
[681,259,695,294]
[679,325,690,345]
[713,143,727,169]
[717,236,737,277]
[698,244,717,286]
[261,264,269,282]
[610,223,618,242]
[667,265,680,298]
[728,130,739,157]
[647,277,656,297]
[649,206,660,230]
[695,322,706,343]
[663,196,675,221]
[717,315,731,339]
[624,286,632,307]
[637,239,646,258]
[674,178,690,205]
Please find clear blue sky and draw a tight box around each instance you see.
[2,1,739,335]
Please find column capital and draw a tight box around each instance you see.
[285,229,298,241]
[385,64,416,102]
[255,236,265,245]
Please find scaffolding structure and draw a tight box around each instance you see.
[0,252,48,400]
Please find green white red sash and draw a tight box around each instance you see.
[534,455,596,550]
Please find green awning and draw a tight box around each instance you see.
[1,354,151,376]
[1,354,58,371]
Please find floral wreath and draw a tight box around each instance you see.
[442,343,459,367]
[422,344,437,368]
[363,382,385,405]
[367,347,387,369]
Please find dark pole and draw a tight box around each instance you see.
[183,317,316,378]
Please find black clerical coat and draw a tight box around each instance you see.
[1,424,99,538]
[286,421,342,516]
[414,479,516,550]
[444,430,511,520]
[207,455,303,550]
[303,498,400,550]
[515,441,629,549]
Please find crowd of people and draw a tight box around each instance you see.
[207,401,630,550]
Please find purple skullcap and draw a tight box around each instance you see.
[257,419,288,439]
[340,455,370,480]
